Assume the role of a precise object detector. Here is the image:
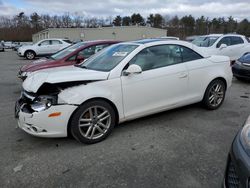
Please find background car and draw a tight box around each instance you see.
[16,39,232,144]
[12,42,22,51]
[4,41,13,49]
[223,115,250,188]
[232,53,250,81]
[0,41,4,52]
[18,40,120,80]
[192,34,250,63]
[17,38,71,60]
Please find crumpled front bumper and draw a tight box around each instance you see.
[16,99,78,138]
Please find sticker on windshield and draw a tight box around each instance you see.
[112,52,128,57]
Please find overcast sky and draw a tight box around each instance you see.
[1,0,250,20]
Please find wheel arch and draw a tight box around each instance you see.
[25,49,36,56]
[67,97,119,137]
[203,77,227,100]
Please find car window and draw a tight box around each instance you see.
[95,44,109,53]
[39,40,50,46]
[51,42,86,61]
[51,40,62,45]
[79,46,96,58]
[180,46,203,62]
[83,44,138,72]
[231,37,244,45]
[67,55,77,61]
[192,36,219,47]
[78,44,109,58]
[217,37,231,47]
[129,45,183,71]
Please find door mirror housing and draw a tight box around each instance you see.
[219,43,227,49]
[76,55,85,63]
[124,64,142,76]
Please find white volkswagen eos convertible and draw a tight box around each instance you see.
[15,39,232,144]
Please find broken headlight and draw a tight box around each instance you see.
[31,95,57,112]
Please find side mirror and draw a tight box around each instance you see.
[123,64,142,76]
[38,43,41,46]
[76,55,85,63]
[219,43,227,49]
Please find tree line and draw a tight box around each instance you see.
[0,12,250,41]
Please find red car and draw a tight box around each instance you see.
[18,40,120,80]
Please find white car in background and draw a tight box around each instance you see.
[17,38,71,60]
[192,34,250,62]
[15,39,232,144]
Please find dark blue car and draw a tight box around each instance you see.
[223,115,250,187]
[232,53,250,81]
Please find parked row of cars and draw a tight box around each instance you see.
[0,41,33,52]
[14,35,250,188]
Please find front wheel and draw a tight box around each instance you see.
[203,79,226,110]
[25,51,35,60]
[70,100,116,144]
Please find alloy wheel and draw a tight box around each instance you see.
[26,52,34,59]
[208,83,225,107]
[78,106,111,140]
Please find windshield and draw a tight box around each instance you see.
[192,36,219,47]
[82,44,139,72]
[50,42,86,60]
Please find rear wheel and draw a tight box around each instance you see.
[70,100,116,144]
[25,50,35,60]
[203,79,226,110]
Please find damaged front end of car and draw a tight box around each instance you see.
[15,81,92,117]
[14,81,94,137]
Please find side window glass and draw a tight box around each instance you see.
[39,40,50,46]
[51,40,62,45]
[95,44,109,53]
[67,55,76,61]
[231,37,244,45]
[217,37,231,47]
[181,46,203,62]
[129,45,183,71]
[79,46,96,58]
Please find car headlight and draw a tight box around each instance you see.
[30,95,57,112]
[240,115,250,150]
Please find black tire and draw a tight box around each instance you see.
[70,100,116,144]
[202,79,226,110]
[25,50,35,60]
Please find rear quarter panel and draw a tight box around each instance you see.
[186,55,232,102]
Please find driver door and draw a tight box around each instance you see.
[121,44,189,119]
[37,40,51,55]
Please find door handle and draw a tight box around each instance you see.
[179,72,188,78]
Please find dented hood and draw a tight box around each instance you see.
[23,65,109,93]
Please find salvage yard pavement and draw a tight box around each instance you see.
[0,50,250,188]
